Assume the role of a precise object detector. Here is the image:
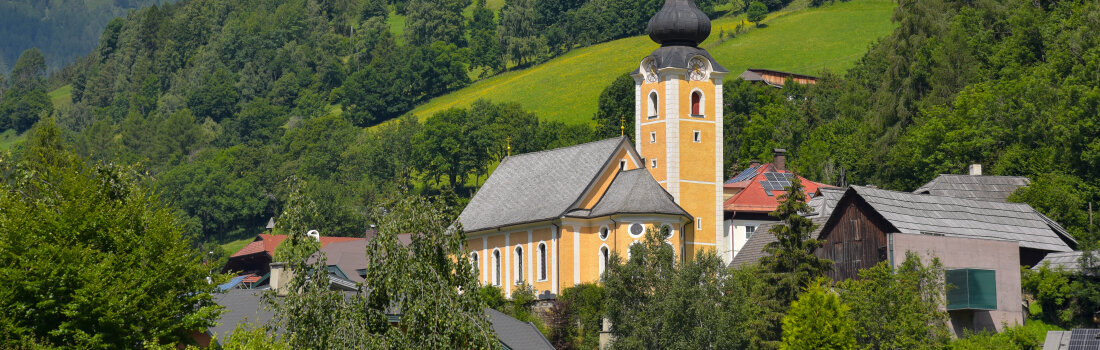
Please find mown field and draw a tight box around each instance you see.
[402,0,897,125]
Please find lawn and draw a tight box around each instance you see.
[400,0,896,126]
[0,129,22,151]
[49,84,73,111]
[220,237,255,255]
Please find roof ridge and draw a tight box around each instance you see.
[855,185,1033,208]
[501,136,625,160]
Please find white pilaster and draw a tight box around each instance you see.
[552,226,559,294]
[665,76,681,202]
[635,81,642,149]
[504,233,510,295]
[482,237,488,285]
[714,79,725,244]
[527,230,533,285]
[573,227,581,285]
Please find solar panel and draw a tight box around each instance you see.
[1068,329,1100,350]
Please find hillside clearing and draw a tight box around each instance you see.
[401,0,896,126]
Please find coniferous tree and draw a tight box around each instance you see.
[759,177,832,303]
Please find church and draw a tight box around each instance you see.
[457,0,728,297]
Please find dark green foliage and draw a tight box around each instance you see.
[469,0,504,75]
[558,283,606,349]
[0,119,220,347]
[187,67,240,122]
[404,0,470,47]
[1022,259,1100,328]
[603,227,769,349]
[838,253,951,349]
[0,49,52,133]
[747,2,768,26]
[593,73,635,139]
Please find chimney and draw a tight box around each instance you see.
[969,164,982,176]
[365,224,378,240]
[269,262,292,295]
[773,148,787,172]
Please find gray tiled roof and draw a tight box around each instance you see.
[584,169,689,218]
[1032,251,1098,272]
[808,187,845,217]
[487,308,555,350]
[316,239,368,282]
[459,137,633,232]
[847,186,1074,252]
[730,216,830,267]
[914,174,1030,203]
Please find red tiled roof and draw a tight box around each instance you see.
[229,233,363,258]
[241,274,262,283]
[723,164,834,213]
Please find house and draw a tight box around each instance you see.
[458,0,729,297]
[719,148,835,263]
[813,186,1075,335]
[913,164,1031,202]
[738,68,818,88]
[1033,251,1097,273]
[223,233,363,288]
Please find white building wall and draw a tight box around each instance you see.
[731,218,776,257]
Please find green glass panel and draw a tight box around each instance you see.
[945,269,997,310]
[945,269,969,310]
[968,269,997,310]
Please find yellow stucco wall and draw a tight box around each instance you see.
[577,147,640,209]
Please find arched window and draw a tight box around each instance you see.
[492,249,501,286]
[599,246,609,279]
[538,243,547,281]
[648,91,659,118]
[514,246,524,285]
[471,251,479,273]
[691,91,703,116]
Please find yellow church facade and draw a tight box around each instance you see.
[458,0,727,296]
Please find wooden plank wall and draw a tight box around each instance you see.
[815,201,890,281]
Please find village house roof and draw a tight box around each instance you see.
[723,163,834,213]
[914,174,1031,203]
[209,289,553,349]
[459,137,687,233]
[823,186,1075,253]
[229,233,361,259]
[738,68,819,87]
[1032,251,1098,273]
[730,215,831,267]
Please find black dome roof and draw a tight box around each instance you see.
[647,0,711,47]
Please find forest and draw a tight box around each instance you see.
[0,0,1096,253]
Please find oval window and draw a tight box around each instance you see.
[629,223,644,236]
[661,225,673,239]
[599,227,609,240]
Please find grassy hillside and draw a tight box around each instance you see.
[403,0,896,125]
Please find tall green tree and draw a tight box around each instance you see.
[780,278,857,350]
[404,0,471,47]
[498,0,548,67]
[468,0,504,75]
[593,73,635,139]
[0,119,221,347]
[759,177,832,303]
[747,2,767,26]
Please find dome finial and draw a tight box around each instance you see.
[647,0,711,47]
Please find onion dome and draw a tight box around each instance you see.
[647,0,711,47]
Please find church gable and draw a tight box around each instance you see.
[458,137,637,233]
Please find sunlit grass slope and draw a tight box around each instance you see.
[404,0,896,125]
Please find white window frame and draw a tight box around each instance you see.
[690,89,706,117]
[693,130,701,143]
[598,244,610,279]
[471,251,479,273]
[619,159,626,171]
[537,242,548,282]
[651,159,658,169]
[648,91,659,119]
[598,225,610,241]
[696,217,703,230]
[650,131,657,144]
[514,246,524,285]
[628,222,645,239]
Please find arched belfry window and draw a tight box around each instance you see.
[648,91,659,119]
[599,246,610,278]
[691,91,703,116]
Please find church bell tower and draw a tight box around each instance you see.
[634,0,727,257]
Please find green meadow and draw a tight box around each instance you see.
[402,0,896,125]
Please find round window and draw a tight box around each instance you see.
[629,223,644,236]
[661,225,673,239]
[599,227,609,240]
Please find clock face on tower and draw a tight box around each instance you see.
[688,57,709,81]
[641,58,659,83]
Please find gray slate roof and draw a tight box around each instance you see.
[842,186,1074,252]
[1032,251,1099,273]
[914,174,1030,203]
[730,216,830,267]
[487,308,555,350]
[316,239,368,282]
[459,137,637,232]
[808,187,845,217]
[584,169,689,218]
